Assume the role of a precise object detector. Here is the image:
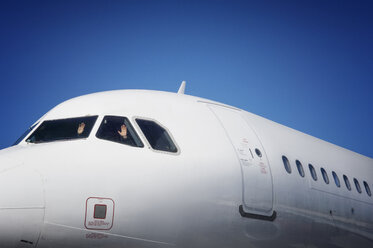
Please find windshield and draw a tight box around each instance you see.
[26,116,98,144]
[136,119,178,153]
[96,115,144,147]
[13,122,39,146]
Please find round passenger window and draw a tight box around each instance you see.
[282,156,291,174]
[343,175,351,191]
[363,181,371,197]
[321,168,329,184]
[332,171,340,188]
[255,148,262,158]
[354,178,362,194]
[296,160,305,177]
[309,164,317,181]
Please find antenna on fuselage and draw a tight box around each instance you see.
[177,81,186,94]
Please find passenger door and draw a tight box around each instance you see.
[208,104,274,218]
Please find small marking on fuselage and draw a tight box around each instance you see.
[20,240,34,245]
[86,233,109,239]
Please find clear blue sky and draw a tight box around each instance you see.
[0,0,372,157]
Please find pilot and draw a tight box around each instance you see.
[77,122,85,135]
[117,124,128,139]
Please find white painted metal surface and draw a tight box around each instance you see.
[0,89,371,248]
[208,104,274,216]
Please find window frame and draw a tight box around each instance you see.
[343,175,352,191]
[96,115,144,148]
[26,116,98,144]
[133,116,180,155]
[282,156,292,174]
[363,181,371,197]
[296,160,305,177]
[332,171,341,188]
[13,121,39,146]
[309,164,318,181]
[354,178,362,194]
[320,168,329,185]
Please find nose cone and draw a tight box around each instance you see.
[0,156,45,248]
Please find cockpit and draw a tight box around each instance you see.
[15,115,179,154]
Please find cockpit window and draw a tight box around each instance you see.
[136,119,178,153]
[26,116,98,143]
[96,116,143,147]
[13,122,39,146]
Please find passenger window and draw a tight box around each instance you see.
[282,156,291,174]
[321,168,329,184]
[343,175,351,191]
[354,178,362,194]
[96,116,143,147]
[136,119,178,153]
[363,181,371,197]
[332,171,340,188]
[309,164,317,181]
[296,160,305,177]
[255,148,262,158]
[26,116,98,143]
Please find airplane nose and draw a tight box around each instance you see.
[0,155,45,248]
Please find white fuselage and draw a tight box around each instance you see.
[0,90,372,248]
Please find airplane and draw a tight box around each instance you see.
[0,81,372,248]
